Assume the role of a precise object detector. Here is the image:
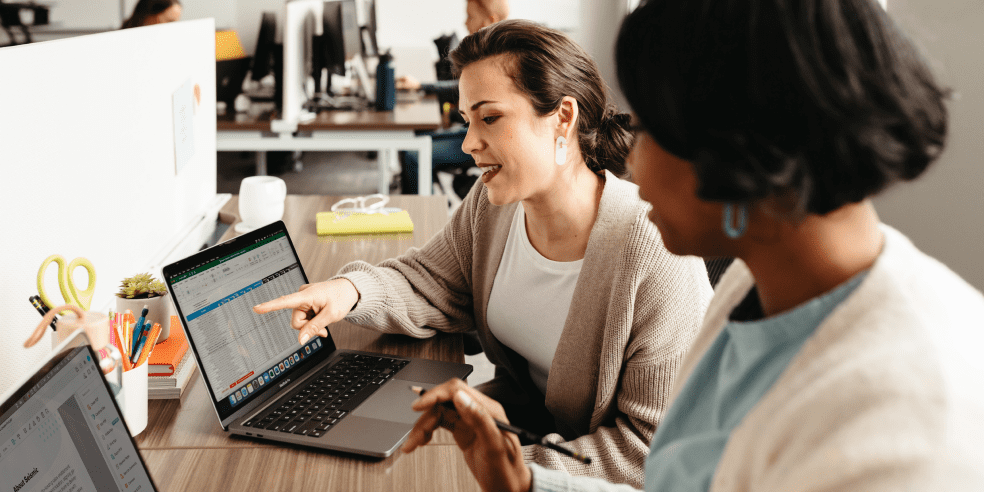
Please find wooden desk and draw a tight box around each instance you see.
[217,98,441,195]
[138,195,479,491]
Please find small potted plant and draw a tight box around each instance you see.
[116,273,173,342]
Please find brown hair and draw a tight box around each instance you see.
[122,0,181,29]
[450,19,633,177]
[616,0,948,215]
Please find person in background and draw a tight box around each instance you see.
[255,19,713,487]
[396,0,510,195]
[400,0,984,491]
[121,0,182,29]
[397,0,510,93]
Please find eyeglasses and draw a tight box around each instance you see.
[330,194,402,218]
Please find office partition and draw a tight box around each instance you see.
[0,19,221,392]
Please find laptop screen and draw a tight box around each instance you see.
[164,222,333,422]
[0,346,157,492]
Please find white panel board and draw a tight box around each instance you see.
[0,19,218,393]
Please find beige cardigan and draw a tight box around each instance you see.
[335,171,712,486]
[528,224,984,491]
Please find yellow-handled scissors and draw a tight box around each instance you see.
[37,255,97,311]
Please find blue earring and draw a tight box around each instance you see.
[723,203,748,239]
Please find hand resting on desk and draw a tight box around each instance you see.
[252,278,360,344]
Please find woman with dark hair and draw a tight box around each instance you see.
[122,0,181,29]
[400,0,984,491]
[254,20,712,486]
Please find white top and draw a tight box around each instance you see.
[487,203,583,393]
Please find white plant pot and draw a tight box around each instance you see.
[115,293,174,343]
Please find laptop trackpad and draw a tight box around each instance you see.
[351,381,428,424]
[328,416,410,457]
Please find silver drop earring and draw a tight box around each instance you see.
[554,136,567,166]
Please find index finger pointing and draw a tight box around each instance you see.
[253,292,305,314]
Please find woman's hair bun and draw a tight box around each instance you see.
[590,109,634,176]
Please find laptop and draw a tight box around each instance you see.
[161,220,472,458]
[0,330,159,491]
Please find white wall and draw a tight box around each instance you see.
[372,0,586,88]
[573,0,631,111]
[21,0,237,43]
[873,0,984,290]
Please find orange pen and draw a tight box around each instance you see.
[111,317,133,372]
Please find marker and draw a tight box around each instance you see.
[131,321,152,365]
[29,295,57,331]
[132,323,162,368]
[131,306,149,355]
[409,386,591,464]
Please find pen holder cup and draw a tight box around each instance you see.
[116,294,174,343]
[46,310,110,351]
[116,363,149,436]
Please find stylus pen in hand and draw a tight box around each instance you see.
[410,385,592,464]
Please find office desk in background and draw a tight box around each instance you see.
[137,194,480,491]
[217,97,441,196]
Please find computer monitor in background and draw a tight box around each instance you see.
[319,0,360,77]
[360,0,378,57]
[311,0,372,104]
[251,12,277,82]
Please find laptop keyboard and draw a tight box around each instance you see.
[242,353,410,438]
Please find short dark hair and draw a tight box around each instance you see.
[451,19,633,177]
[122,0,181,29]
[616,0,948,215]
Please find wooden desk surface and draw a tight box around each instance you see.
[138,195,478,491]
[217,97,441,132]
[143,446,479,491]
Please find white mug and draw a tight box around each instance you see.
[237,176,287,232]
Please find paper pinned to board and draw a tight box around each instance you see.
[172,78,196,175]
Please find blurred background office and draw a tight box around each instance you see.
[3,0,981,293]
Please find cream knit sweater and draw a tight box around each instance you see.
[334,172,713,486]
[529,224,984,491]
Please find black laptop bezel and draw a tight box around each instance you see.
[162,220,336,424]
[0,339,160,491]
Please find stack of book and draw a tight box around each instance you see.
[148,317,197,399]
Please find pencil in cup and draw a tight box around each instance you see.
[409,386,592,465]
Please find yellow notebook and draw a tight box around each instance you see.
[316,210,414,235]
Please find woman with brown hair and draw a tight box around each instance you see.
[401,0,984,491]
[255,20,712,486]
[121,0,181,29]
